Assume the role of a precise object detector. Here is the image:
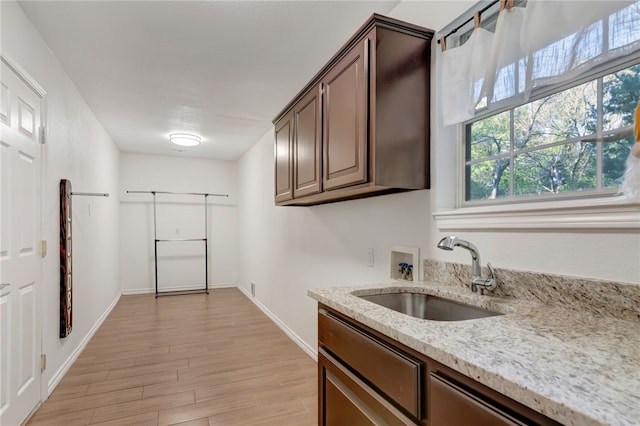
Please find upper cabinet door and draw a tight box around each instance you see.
[322,37,369,191]
[293,86,322,198]
[274,110,293,203]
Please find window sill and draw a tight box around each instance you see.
[432,197,640,231]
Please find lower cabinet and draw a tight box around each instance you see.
[319,349,416,426]
[430,373,527,426]
[318,305,562,426]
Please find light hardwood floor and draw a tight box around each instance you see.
[27,288,318,426]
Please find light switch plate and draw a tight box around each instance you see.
[367,248,374,267]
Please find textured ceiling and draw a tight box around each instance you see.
[18,1,400,160]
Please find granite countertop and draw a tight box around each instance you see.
[308,281,640,426]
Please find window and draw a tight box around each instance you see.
[466,61,639,203]
[453,1,640,205]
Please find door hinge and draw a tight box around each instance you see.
[39,126,46,144]
[41,240,47,258]
[41,354,46,372]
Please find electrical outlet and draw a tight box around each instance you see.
[367,248,374,267]
[251,282,256,297]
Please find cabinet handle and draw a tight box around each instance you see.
[0,283,10,290]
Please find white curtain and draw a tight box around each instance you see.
[440,28,493,126]
[440,0,640,126]
[521,0,639,95]
[481,5,527,106]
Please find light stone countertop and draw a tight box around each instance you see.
[308,281,640,426]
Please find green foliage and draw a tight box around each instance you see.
[604,64,640,127]
[466,61,640,201]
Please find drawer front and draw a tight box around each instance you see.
[430,373,525,426]
[318,309,421,418]
[320,349,417,426]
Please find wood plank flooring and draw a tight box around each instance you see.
[27,288,317,426]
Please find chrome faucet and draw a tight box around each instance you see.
[437,236,496,294]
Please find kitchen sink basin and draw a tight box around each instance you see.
[358,292,502,321]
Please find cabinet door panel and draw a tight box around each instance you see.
[325,378,377,426]
[319,309,421,418]
[274,111,293,203]
[294,86,322,198]
[320,350,416,426]
[322,38,368,190]
[430,373,525,426]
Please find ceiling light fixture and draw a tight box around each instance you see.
[169,133,201,147]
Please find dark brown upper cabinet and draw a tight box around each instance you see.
[293,86,322,198]
[322,37,368,191]
[274,110,293,203]
[273,14,434,206]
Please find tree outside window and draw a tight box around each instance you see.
[465,62,639,202]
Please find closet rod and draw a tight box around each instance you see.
[156,238,206,242]
[437,0,499,44]
[127,190,228,197]
[71,192,110,197]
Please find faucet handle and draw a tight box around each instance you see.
[486,262,496,280]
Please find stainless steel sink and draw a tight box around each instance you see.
[358,292,502,321]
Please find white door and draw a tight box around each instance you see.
[0,58,44,426]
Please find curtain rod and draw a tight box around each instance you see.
[71,192,110,197]
[437,0,500,45]
[126,190,229,197]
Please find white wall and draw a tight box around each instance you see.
[238,130,431,352]
[237,0,640,356]
[119,153,238,293]
[1,0,121,394]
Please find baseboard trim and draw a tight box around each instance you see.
[122,283,236,295]
[237,285,318,362]
[47,290,122,395]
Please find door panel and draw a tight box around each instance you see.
[0,293,11,413]
[0,58,43,426]
[274,110,293,203]
[18,151,36,254]
[18,99,36,140]
[430,373,524,426]
[319,309,421,417]
[0,83,9,126]
[1,142,9,258]
[17,284,36,394]
[319,350,416,426]
[293,86,322,198]
[325,375,377,426]
[322,38,368,190]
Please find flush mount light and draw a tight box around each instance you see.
[169,133,201,147]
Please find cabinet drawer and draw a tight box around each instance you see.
[430,373,526,426]
[318,309,422,418]
[320,349,417,426]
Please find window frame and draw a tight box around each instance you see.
[433,4,640,231]
[462,55,640,207]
